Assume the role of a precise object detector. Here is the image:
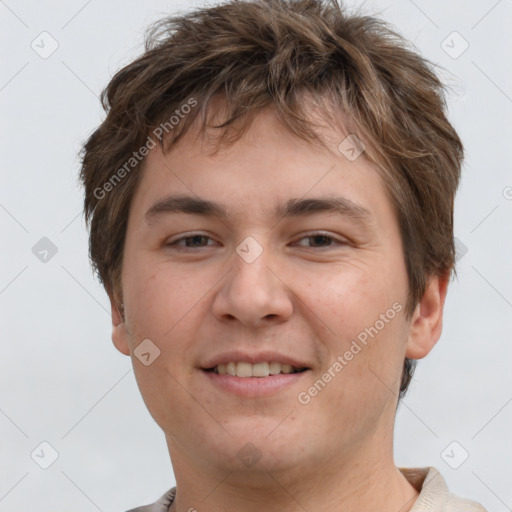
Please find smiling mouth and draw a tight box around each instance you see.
[203,362,309,377]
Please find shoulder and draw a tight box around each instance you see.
[124,487,176,512]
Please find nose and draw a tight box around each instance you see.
[211,241,294,328]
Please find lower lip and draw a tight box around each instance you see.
[202,370,309,397]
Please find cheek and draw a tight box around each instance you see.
[302,262,408,384]
[124,258,214,342]
[301,261,402,335]
[131,357,203,438]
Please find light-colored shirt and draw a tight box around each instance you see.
[126,466,487,511]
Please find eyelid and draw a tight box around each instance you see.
[166,232,218,247]
[292,231,349,247]
[165,231,349,249]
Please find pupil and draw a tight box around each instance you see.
[189,235,206,246]
[313,235,329,246]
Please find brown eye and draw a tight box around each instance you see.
[307,235,334,247]
[294,233,347,248]
[167,234,215,248]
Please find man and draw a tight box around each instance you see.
[80,0,487,510]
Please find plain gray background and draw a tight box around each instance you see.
[1,0,511,510]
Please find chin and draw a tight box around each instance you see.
[201,424,309,472]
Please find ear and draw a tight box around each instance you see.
[405,273,449,359]
[108,293,131,356]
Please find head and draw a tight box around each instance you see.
[80,0,462,476]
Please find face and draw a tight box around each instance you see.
[111,106,444,476]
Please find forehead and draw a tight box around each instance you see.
[131,106,392,229]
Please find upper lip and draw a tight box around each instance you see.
[200,350,311,370]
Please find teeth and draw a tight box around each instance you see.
[269,362,281,374]
[226,362,236,376]
[236,362,253,377]
[281,364,293,374]
[214,362,302,377]
[252,362,270,377]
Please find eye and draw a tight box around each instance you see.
[166,234,216,248]
[165,232,347,250]
[293,233,347,248]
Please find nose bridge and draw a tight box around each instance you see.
[212,235,293,325]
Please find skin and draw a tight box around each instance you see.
[109,105,448,512]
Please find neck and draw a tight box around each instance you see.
[166,434,419,512]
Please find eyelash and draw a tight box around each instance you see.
[166,232,347,250]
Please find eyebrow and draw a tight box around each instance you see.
[145,194,374,226]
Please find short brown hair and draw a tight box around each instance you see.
[80,0,463,398]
